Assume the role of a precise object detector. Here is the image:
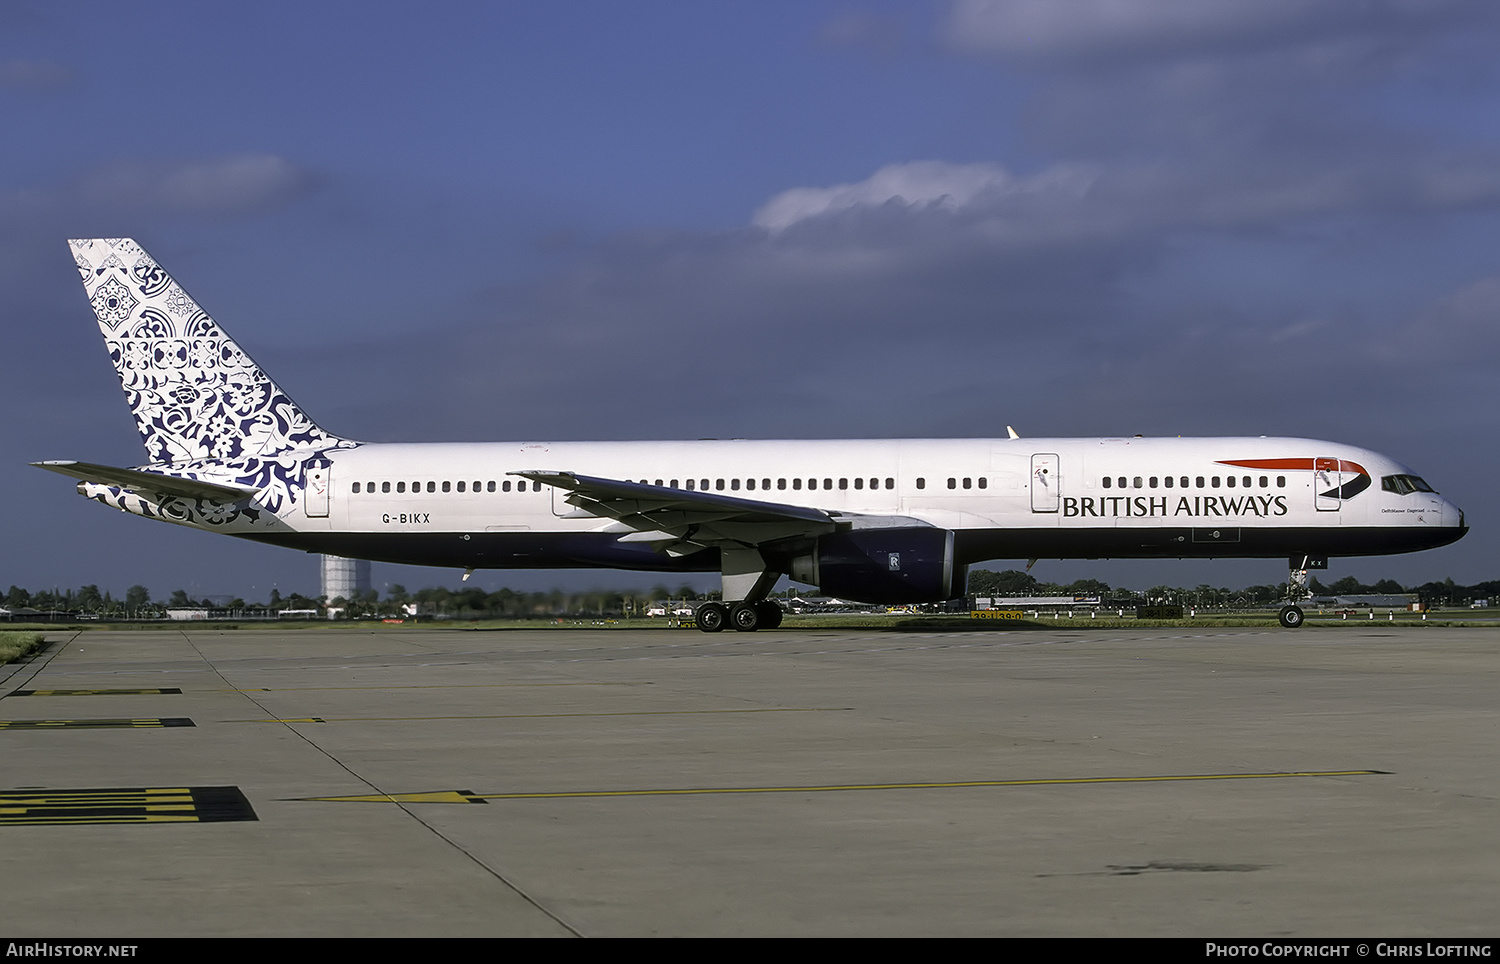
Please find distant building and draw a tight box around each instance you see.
[321,555,371,602]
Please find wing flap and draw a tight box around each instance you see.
[513,470,840,549]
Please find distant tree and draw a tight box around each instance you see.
[125,585,151,610]
[968,569,1039,596]
[6,585,31,608]
[169,589,193,608]
[77,585,103,611]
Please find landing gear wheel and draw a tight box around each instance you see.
[730,603,761,632]
[755,601,783,629]
[1278,605,1305,629]
[695,603,728,633]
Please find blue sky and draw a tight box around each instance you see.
[4,1,1499,600]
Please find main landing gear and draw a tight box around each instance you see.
[1278,554,1326,629]
[695,600,783,633]
[696,547,784,633]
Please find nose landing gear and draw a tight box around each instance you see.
[1279,554,1327,629]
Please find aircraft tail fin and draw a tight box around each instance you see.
[69,238,344,465]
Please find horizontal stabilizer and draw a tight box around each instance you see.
[32,461,259,503]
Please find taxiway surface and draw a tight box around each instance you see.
[1,624,1496,937]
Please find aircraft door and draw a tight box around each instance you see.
[1030,454,1060,513]
[1314,457,1341,512]
[304,460,330,518]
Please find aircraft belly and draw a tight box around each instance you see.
[236,529,720,572]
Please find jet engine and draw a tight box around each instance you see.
[788,527,966,604]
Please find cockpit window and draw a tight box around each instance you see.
[1381,474,1436,495]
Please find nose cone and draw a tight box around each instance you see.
[1437,495,1468,544]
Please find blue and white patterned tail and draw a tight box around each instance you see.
[70,238,345,466]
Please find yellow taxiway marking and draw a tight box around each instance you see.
[228,682,644,692]
[303,770,1388,803]
[0,718,194,729]
[0,786,257,825]
[10,688,182,696]
[232,707,843,723]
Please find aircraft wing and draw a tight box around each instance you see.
[513,470,845,557]
[33,461,260,503]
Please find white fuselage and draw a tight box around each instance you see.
[246,435,1461,571]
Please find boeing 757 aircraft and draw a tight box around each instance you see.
[37,238,1466,631]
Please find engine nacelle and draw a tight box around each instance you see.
[789,527,966,604]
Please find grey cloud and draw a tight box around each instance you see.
[72,154,319,216]
[0,58,76,90]
[940,0,1482,63]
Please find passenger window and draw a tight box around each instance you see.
[442,481,452,493]
[1118,477,1127,488]
[1259,476,1267,488]
[1196,477,1204,487]
[1164,476,1173,488]
[824,479,832,490]
[962,478,971,489]
[839,478,848,490]
[716,479,725,491]
[947,478,956,489]
[763,479,771,489]
[778,479,786,490]
[854,478,863,489]
[352,482,361,493]
[1211,477,1221,488]
[1149,477,1157,488]
[701,479,709,490]
[978,477,987,489]
[1181,477,1189,488]
[885,478,894,489]
[792,478,801,490]
[686,479,695,491]
[488,481,496,492]
[916,478,926,490]
[425,481,434,493]
[397,482,406,493]
[1226,476,1235,488]
[731,479,740,491]
[1133,477,1142,488]
[1102,477,1112,488]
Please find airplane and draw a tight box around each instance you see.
[36,238,1467,631]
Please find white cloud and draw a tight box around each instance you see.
[752,160,1099,233]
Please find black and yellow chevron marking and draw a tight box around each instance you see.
[10,688,183,696]
[0,718,194,730]
[304,770,1389,804]
[0,786,257,825]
